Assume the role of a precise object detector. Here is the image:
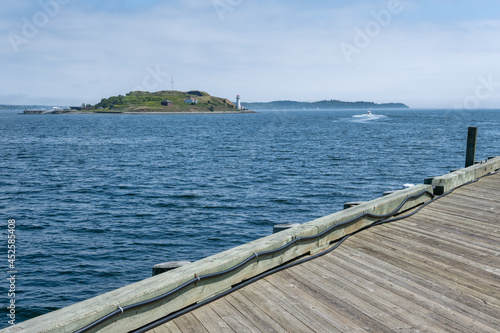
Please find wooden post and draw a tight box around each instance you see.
[273,223,300,234]
[152,261,191,276]
[343,202,366,209]
[465,127,478,168]
[424,177,435,185]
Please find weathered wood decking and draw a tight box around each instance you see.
[3,159,498,333]
[149,171,500,332]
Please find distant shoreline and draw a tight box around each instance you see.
[243,100,409,110]
[19,110,256,115]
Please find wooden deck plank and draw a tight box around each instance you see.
[205,299,253,333]
[293,259,422,332]
[362,224,500,289]
[427,191,498,210]
[224,292,288,333]
[424,202,499,225]
[290,263,395,332]
[330,239,500,326]
[170,313,209,333]
[367,223,500,277]
[376,212,500,256]
[378,219,498,256]
[453,188,499,201]
[268,269,372,333]
[317,249,472,333]
[191,301,235,333]
[388,216,500,255]
[237,283,315,333]
[346,233,500,321]
[149,321,182,333]
[429,198,498,217]
[147,171,500,333]
[262,273,347,333]
[347,233,500,313]
[408,210,500,243]
[251,278,344,333]
[433,195,495,214]
[327,247,500,333]
[470,183,500,194]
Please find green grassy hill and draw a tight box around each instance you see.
[92,90,241,112]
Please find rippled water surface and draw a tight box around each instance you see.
[0,108,498,325]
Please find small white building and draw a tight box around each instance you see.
[184,97,198,104]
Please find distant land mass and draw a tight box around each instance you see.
[87,90,253,113]
[0,104,49,110]
[5,95,408,113]
[241,100,409,110]
[10,91,254,114]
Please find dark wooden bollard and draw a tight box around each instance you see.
[465,127,478,168]
[152,261,191,276]
[343,202,365,209]
[273,223,300,234]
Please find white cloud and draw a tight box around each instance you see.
[1,0,500,108]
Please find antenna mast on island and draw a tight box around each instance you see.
[171,76,174,91]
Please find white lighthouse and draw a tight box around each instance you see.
[236,95,241,110]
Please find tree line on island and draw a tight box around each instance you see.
[242,100,409,110]
[88,93,409,111]
[88,90,242,112]
[3,92,409,112]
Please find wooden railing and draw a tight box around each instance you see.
[2,185,439,333]
[4,154,499,333]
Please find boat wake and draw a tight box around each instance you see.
[352,111,386,122]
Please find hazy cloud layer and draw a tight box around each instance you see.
[1,0,500,108]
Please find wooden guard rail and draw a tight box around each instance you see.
[431,156,500,195]
[3,156,499,333]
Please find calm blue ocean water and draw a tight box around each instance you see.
[0,108,498,326]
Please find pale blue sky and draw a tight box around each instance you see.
[1,0,500,108]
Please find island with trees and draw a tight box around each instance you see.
[21,90,254,114]
[86,90,254,113]
[16,92,410,114]
[242,100,409,110]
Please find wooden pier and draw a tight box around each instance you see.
[150,168,500,333]
[21,109,46,114]
[3,157,499,333]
